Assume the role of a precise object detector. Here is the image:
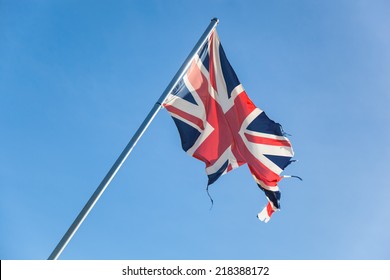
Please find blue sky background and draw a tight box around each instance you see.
[1,0,389,260]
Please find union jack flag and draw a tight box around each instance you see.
[163,30,294,222]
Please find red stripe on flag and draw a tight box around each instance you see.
[208,32,217,92]
[244,133,291,147]
[266,202,275,217]
[164,105,205,130]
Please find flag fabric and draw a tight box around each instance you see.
[163,30,294,222]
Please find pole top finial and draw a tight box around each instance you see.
[211,18,219,24]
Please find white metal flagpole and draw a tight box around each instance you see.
[48,18,219,260]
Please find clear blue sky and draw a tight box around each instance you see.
[1,0,389,260]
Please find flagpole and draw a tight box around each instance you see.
[48,18,219,260]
